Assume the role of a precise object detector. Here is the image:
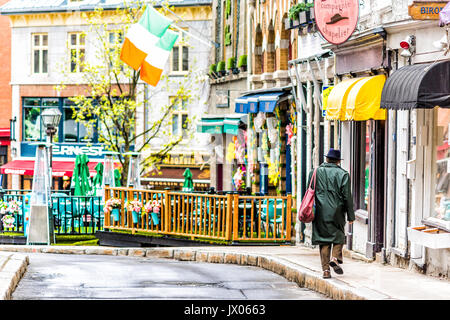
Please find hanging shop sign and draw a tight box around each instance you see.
[322,86,334,117]
[314,0,359,45]
[408,1,448,20]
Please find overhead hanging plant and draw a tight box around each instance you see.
[226,0,231,18]
[225,25,232,46]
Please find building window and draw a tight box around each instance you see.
[22,97,97,144]
[170,96,189,139]
[434,108,450,221]
[62,98,94,143]
[108,30,123,69]
[23,98,59,142]
[32,33,48,74]
[68,32,85,73]
[170,30,189,74]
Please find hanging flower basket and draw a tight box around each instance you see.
[1,214,15,229]
[125,200,143,224]
[144,200,161,225]
[104,197,122,221]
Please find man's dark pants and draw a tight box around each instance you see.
[319,243,343,271]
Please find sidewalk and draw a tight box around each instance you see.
[0,244,448,300]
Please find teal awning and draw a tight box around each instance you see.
[198,114,247,135]
[197,116,224,134]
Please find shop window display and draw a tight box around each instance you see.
[434,108,450,221]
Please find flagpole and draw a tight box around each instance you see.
[160,4,219,48]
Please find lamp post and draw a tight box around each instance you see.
[40,108,62,180]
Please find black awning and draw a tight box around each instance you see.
[380,60,450,110]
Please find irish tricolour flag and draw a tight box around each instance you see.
[120,6,179,86]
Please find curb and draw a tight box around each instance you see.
[0,245,392,300]
[0,252,29,300]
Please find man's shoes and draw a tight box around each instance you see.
[329,257,343,275]
[322,270,331,279]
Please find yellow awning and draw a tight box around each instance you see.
[345,75,387,121]
[325,78,364,121]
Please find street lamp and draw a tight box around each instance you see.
[41,107,62,175]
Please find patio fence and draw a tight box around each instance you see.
[0,190,104,236]
[104,187,293,243]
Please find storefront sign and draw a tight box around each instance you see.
[408,1,448,20]
[53,145,104,157]
[314,0,359,45]
[21,142,106,159]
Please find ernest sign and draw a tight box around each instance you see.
[314,0,359,45]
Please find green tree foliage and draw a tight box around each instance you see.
[56,1,203,186]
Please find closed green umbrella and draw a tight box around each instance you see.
[73,154,92,196]
[183,168,193,191]
[114,168,121,187]
[92,162,103,196]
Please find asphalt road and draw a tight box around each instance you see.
[12,252,328,300]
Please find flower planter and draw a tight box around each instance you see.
[132,210,140,224]
[150,212,160,225]
[111,208,120,222]
[309,7,315,21]
[240,65,247,72]
[299,11,307,24]
[407,225,450,249]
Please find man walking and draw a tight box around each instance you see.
[306,148,355,279]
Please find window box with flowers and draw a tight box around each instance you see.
[104,197,122,222]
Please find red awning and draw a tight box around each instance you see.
[0,128,10,138]
[0,160,101,177]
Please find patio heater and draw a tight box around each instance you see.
[102,151,120,200]
[27,143,54,245]
[125,152,141,189]
[27,108,61,245]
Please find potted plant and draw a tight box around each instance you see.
[306,2,314,23]
[216,60,226,77]
[237,54,247,72]
[209,63,217,79]
[144,200,161,226]
[288,2,306,26]
[298,3,307,24]
[104,197,122,222]
[125,199,143,224]
[227,57,239,74]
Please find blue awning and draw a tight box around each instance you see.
[235,94,260,113]
[257,92,286,112]
[235,91,287,113]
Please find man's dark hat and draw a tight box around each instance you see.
[326,13,349,25]
[325,148,343,160]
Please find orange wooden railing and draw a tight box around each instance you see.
[104,187,292,243]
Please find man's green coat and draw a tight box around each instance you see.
[306,162,355,245]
